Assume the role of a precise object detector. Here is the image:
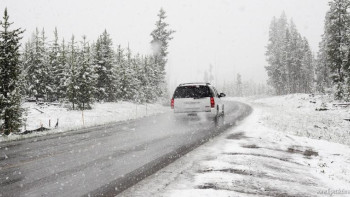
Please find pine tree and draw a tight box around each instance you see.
[265,17,279,93]
[316,34,332,93]
[18,54,27,97]
[40,28,54,101]
[300,38,314,93]
[131,53,143,103]
[324,0,350,100]
[287,20,300,93]
[65,35,79,110]
[49,27,64,101]
[114,45,125,100]
[142,55,158,102]
[126,47,140,101]
[93,30,117,102]
[21,40,32,96]
[265,14,288,95]
[0,8,24,135]
[150,8,175,98]
[25,28,48,100]
[76,36,96,110]
[137,56,151,103]
[115,46,139,101]
[266,13,314,95]
[58,38,68,99]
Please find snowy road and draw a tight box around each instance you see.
[0,101,251,197]
[120,97,350,197]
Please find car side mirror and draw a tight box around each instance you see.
[219,93,226,98]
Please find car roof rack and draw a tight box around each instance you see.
[179,82,211,86]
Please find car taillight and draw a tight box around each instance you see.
[210,97,215,108]
[171,98,174,109]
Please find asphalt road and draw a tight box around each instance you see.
[0,101,252,197]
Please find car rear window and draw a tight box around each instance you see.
[173,86,212,98]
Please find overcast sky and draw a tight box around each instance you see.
[1,0,330,89]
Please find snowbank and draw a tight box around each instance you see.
[0,102,169,142]
[252,94,350,146]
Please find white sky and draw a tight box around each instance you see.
[1,0,330,90]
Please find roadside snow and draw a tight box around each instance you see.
[0,102,169,142]
[121,96,350,197]
[252,94,350,146]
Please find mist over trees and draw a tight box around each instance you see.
[202,64,268,97]
[219,73,269,97]
[265,12,314,95]
[201,66,268,97]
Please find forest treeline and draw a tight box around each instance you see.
[265,12,314,95]
[316,0,350,100]
[0,8,174,134]
[266,0,350,101]
[22,9,174,109]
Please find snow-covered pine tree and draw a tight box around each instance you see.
[138,55,151,103]
[283,19,314,94]
[266,13,314,95]
[93,30,117,102]
[114,44,125,100]
[125,47,140,101]
[281,22,291,94]
[324,0,350,100]
[58,38,68,99]
[286,20,299,94]
[142,55,158,102]
[49,27,64,101]
[265,14,288,95]
[24,32,37,98]
[150,8,175,99]
[92,36,102,101]
[315,33,332,93]
[25,28,49,101]
[40,28,54,101]
[265,17,278,93]
[300,38,314,93]
[21,40,32,96]
[131,53,143,103]
[76,36,96,110]
[0,8,24,135]
[18,56,27,97]
[115,45,137,101]
[65,35,79,110]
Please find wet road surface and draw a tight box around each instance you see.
[0,101,251,197]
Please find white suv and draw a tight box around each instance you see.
[171,83,225,118]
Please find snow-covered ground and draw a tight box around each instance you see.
[0,102,169,142]
[121,95,350,196]
[254,94,350,146]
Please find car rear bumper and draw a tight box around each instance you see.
[173,109,217,118]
